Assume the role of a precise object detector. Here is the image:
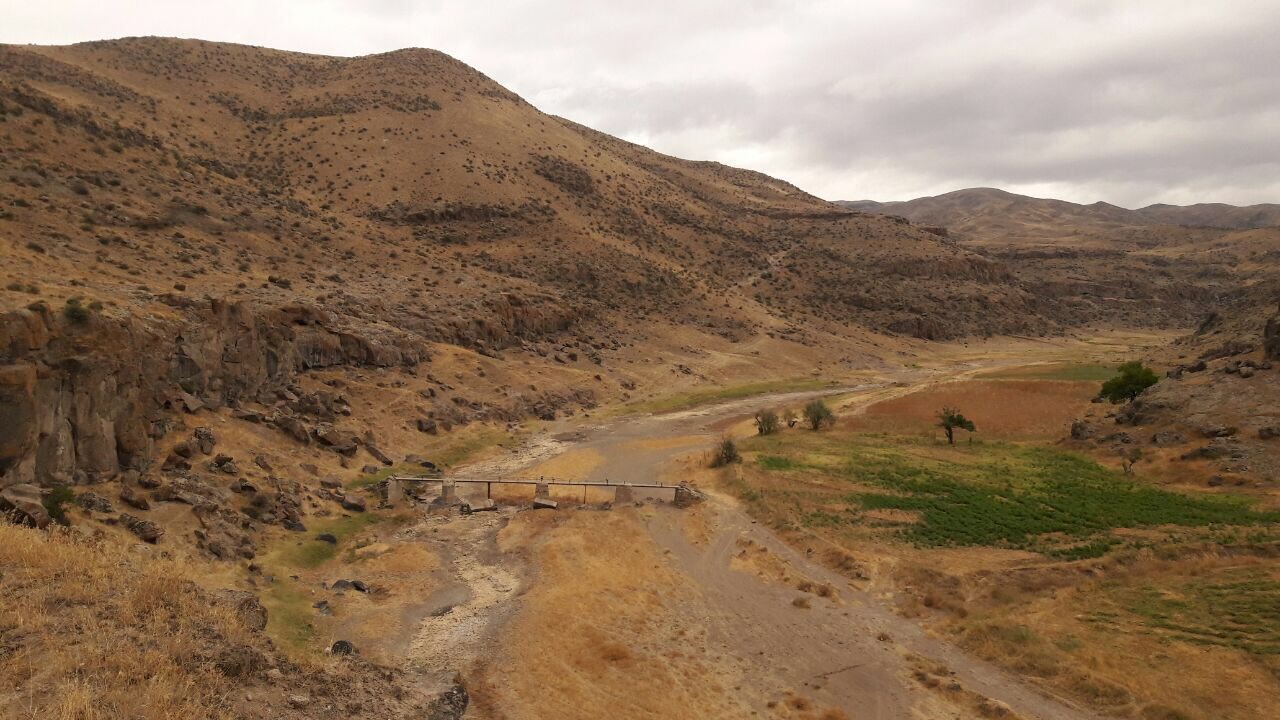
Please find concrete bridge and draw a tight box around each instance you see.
[384,475,692,508]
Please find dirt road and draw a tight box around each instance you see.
[407,370,1102,719]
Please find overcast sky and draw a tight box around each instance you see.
[4,1,1279,207]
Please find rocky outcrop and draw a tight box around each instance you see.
[0,299,429,489]
[1265,301,1280,360]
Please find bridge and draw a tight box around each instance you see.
[384,475,686,507]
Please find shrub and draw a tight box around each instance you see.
[1100,361,1158,403]
[803,400,835,430]
[62,297,90,324]
[43,486,76,525]
[754,409,779,435]
[710,437,741,468]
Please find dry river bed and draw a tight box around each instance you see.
[375,368,1105,719]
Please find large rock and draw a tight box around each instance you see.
[1265,302,1280,361]
[1,483,50,528]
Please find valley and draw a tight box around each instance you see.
[1,36,1278,720]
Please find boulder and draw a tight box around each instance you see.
[364,443,393,466]
[218,589,269,632]
[1070,420,1095,440]
[1,484,49,528]
[330,640,355,656]
[1259,427,1279,440]
[1151,431,1186,446]
[340,495,367,512]
[461,499,497,513]
[76,491,114,513]
[193,427,217,455]
[120,513,163,543]
[532,497,558,510]
[119,486,151,511]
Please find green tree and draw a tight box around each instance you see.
[1100,361,1159,403]
[937,407,976,445]
[803,400,835,431]
[754,409,779,435]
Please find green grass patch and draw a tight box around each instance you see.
[977,363,1115,382]
[1099,572,1280,655]
[274,513,381,569]
[758,455,800,471]
[615,378,832,416]
[741,432,1279,558]
[852,445,1278,550]
[261,578,317,652]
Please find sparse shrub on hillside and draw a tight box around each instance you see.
[62,297,91,324]
[937,407,976,445]
[710,437,741,468]
[1100,361,1159,403]
[754,409,779,435]
[803,400,835,431]
[42,486,75,525]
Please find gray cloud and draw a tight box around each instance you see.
[3,0,1278,206]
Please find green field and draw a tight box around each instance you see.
[976,362,1117,382]
[741,434,1279,558]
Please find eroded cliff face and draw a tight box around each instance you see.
[1265,302,1280,361]
[0,299,428,487]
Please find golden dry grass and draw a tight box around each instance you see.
[0,523,252,719]
[474,508,754,719]
[849,379,1098,439]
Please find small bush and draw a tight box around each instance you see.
[63,297,91,324]
[754,409,779,435]
[710,437,741,468]
[43,486,76,525]
[803,400,835,430]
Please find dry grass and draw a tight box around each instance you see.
[0,523,252,719]
[476,508,754,719]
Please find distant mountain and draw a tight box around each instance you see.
[837,188,1280,245]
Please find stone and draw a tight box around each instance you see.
[317,533,338,544]
[320,476,342,489]
[76,491,114,513]
[364,443,393,466]
[424,678,469,720]
[330,640,355,656]
[1259,427,1280,440]
[1,484,50,528]
[1151,431,1186,446]
[193,427,217,455]
[416,417,438,434]
[219,589,269,632]
[120,513,163,543]
[233,409,265,423]
[314,425,359,456]
[361,464,380,475]
[287,694,310,709]
[341,496,367,512]
[253,454,273,472]
[119,486,151,511]
[462,498,497,513]
[532,497,558,510]
[1070,420,1095,440]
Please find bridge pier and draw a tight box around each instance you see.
[534,482,550,500]
[613,484,635,503]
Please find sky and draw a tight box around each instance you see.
[4,1,1279,207]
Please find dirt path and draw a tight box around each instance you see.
[407,366,1105,718]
